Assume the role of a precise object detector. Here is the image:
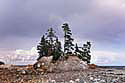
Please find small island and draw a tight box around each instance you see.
[0,23,125,83]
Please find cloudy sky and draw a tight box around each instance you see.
[0,0,125,66]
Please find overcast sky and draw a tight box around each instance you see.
[0,0,125,65]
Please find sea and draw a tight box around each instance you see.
[98,66,125,70]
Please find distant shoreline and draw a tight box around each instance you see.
[98,66,125,69]
[14,65,125,68]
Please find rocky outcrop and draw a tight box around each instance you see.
[47,56,88,73]
[33,55,88,73]
[33,56,53,72]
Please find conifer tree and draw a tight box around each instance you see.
[36,24,92,64]
[52,38,62,61]
[75,43,85,61]
[37,28,62,61]
[46,28,57,45]
[75,43,79,54]
[37,35,48,60]
[75,42,91,64]
[45,28,57,56]
[82,41,91,63]
[62,23,74,54]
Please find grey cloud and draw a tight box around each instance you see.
[0,0,125,49]
[0,0,90,37]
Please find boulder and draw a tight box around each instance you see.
[0,61,4,65]
[33,55,88,73]
[33,56,53,72]
[88,64,97,69]
[47,56,88,72]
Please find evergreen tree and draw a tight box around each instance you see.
[82,41,91,63]
[75,43,86,61]
[36,24,92,64]
[37,28,62,62]
[52,38,62,61]
[74,43,79,54]
[46,28,57,45]
[62,23,74,54]
[75,42,91,64]
[45,28,57,56]
[37,35,48,60]
[74,43,82,55]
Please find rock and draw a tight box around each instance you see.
[75,78,80,82]
[0,61,4,65]
[67,56,81,61]
[100,79,106,83]
[0,64,12,68]
[48,56,88,72]
[79,79,85,83]
[33,56,53,72]
[34,55,88,73]
[88,64,97,69]
[38,56,53,63]
[20,70,27,75]
[89,76,94,80]
[69,80,74,83]
[51,80,56,83]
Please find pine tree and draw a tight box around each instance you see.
[36,24,92,64]
[45,28,57,56]
[74,42,91,64]
[37,35,48,60]
[75,43,85,61]
[82,41,91,63]
[74,43,79,54]
[46,28,57,45]
[52,38,62,61]
[37,28,62,62]
[62,23,74,54]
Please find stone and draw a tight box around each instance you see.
[48,56,88,72]
[51,80,56,83]
[21,70,27,75]
[0,64,12,68]
[75,78,80,82]
[0,61,4,65]
[33,56,53,72]
[69,80,74,83]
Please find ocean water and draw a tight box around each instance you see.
[98,66,125,70]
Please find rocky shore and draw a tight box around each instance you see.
[0,66,125,83]
[0,56,125,83]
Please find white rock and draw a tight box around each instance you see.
[37,63,41,68]
[75,78,80,82]
[69,80,74,83]
[100,79,106,82]
[90,77,94,80]
[51,80,56,83]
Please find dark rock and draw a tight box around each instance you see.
[0,61,5,65]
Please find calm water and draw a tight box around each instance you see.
[98,66,125,70]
